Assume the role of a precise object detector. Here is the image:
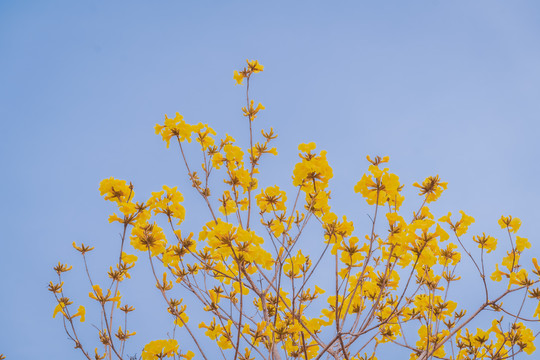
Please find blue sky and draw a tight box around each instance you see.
[1,1,540,359]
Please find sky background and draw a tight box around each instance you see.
[1,1,540,359]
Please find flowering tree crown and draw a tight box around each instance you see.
[47,60,540,360]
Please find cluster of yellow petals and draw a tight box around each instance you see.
[256,185,287,213]
[354,156,403,209]
[412,175,448,203]
[89,284,121,305]
[454,320,536,359]
[99,177,132,203]
[283,250,310,278]
[293,142,333,191]
[52,302,86,323]
[233,59,264,85]
[438,210,475,237]
[148,185,186,225]
[199,219,274,271]
[498,215,522,233]
[154,112,210,148]
[141,339,180,360]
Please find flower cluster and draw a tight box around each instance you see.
[49,60,539,360]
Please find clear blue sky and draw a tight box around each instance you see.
[1,1,540,359]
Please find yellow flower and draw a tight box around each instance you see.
[498,215,521,233]
[413,175,447,203]
[217,335,233,350]
[52,301,67,318]
[223,144,244,164]
[142,339,179,360]
[418,247,437,267]
[438,212,453,226]
[233,70,244,85]
[502,251,519,272]
[509,269,530,287]
[455,210,475,236]
[195,124,216,150]
[439,242,461,265]
[516,236,531,252]
[155,112,197,147]
[180,351,195,360]
[199,319,222,340]
[89,284,121,305]
[366,155,389,165]
[173,311,189,327]
[283,250,310,278]
[256,185,287,213]
[148,185,186,225]
[232,281,250,295]
[218,190,238,216]
[242,100,265,121]
[94,348,106,360]
[108,213,123,224]
[473,233,497,253]
[269,219,285,237]
[533,258,540,273]
[99,177,132,203]
[71,305,86,322]
[293,147,333,196]
[247,59,264,72]
[490,264,507,282]
[72,242,94,254]
[130,222,167,256]
[118,201,137,216]
[298,142,316,153]
[339,236,365,266]
[121,252,138,264]
[533,301,540,320]
[354,160,403,208]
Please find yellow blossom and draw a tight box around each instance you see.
[141,339,179,360]
[233,70,244,85]
[52,301,67,318]
[256,185,287,213]
[71,305,86,322]
[498,215,521,233]
[247,59,264,72]
[413,175,447,203]
[516,236,531,252]
[473,233,497,253]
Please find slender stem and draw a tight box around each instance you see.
[246,75,254,229]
